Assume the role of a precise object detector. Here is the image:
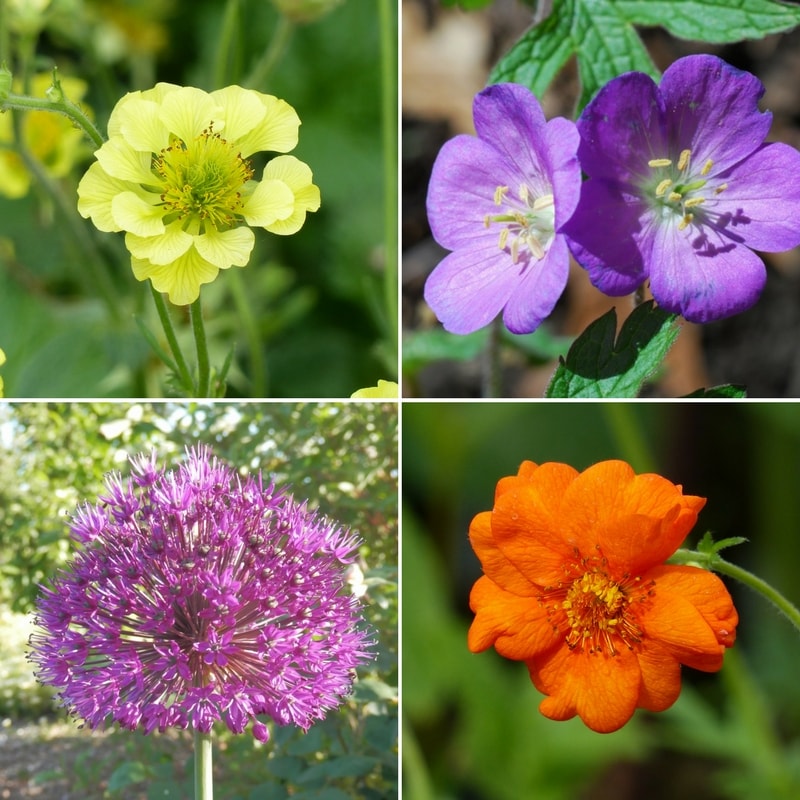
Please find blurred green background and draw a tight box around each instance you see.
[0,401,398,798]
[0,0,397,397]
[403,402,800,800]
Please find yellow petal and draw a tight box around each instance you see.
[131,247,219,306]
[235,95,300,157]
[158,86,220,144]
[77,161,131,231]
[95,137,154,184]
[111,191,165,237]
[241,179,295,227]
[209,85,266,143]
[350,381,399,398]
[193,226,255,268]
[126,221,194,265]
[115,96,170,153]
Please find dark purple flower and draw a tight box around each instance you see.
[424,82,581,334]
[29,445,373,742]
[563,54,800,323]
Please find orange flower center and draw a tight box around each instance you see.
[540,556,653,656]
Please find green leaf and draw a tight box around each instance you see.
[683,384,748,398]
[297,756,379,784]
[698,531,748,557]
[491,0,659,112]
[545,301,679,398]
[402,328,489,371]
[107,761,148,792]
[491,0,800,115]
[615,0,800,43]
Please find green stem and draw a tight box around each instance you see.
[3,89,105,150]
[601,403,658,474]
[379,0,398,373]
[213,0,241,88]
[482,317,502,397]
[242,14,293,89]
[191,296,211,398]
[150,285,193,392]
[194,728,214,800]
[670,548,800,635]
[228,269,266,396]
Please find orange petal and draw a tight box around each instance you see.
[640,565,736,672]
[467,576,561,658]
[528,644,641,733]
[469,510,536,596]
[559,461,705,575]
[647,564,738,649]
[494,460,540,501]
[491,462,580,587]
[635,639,682,712]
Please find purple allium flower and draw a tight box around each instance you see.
[563,54,800,323]
[29,445,373,742]
[424,82,581,334]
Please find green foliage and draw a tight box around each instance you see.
[545,301,679,398]
[491,0,800,112]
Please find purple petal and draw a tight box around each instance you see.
[473,83,548,187]
[661,54,771,174]
[502,235,570,333]
[427,136,532,251]
[707,142,800,252]
[649,221,766,322]
[563,178,650,295]
[423,244,520,334]
[576,71,667,183]
[544,116,582,228]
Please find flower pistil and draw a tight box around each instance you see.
[538,550,654,657]
[484,183,555,263]
[646,149,728,231]
[155,125,254,229]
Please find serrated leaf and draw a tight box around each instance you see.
[615,0,800,43]
[491,0,658,113]
[545,301,679,398]
[683,384,748,398]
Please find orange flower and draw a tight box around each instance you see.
[468,459,738,733]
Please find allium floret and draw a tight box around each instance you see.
[425,82,581,335]
[29,445,373,742]
[563,54,800,323]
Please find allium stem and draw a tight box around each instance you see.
[671,549,800,636]
[194,728,214,800]
[190,296,212,397]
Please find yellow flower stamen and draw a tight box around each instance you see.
[648,158,672,168]
[655,179,672,197]
[684,197,705,209]
[677,149,691,171]
[700,158,714,176]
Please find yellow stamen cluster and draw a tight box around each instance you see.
[538,549,653,656]
[154,124,254,229]
[647,147,725,231]
[483,184,555,263]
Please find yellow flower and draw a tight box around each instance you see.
[0,73,91,199]
[77,83,320,305]
[350,380,399,398]
[0,348,6,397]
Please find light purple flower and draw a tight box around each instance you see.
[29,445,373,742]
[424,82,581,334]
[563,54,800,323]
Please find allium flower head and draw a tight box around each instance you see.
[0,73,91,199]
[425,83,581,334]
[30,445,372,742]
[77,83,320,305]
[468,459,738,733]
[563,54,800,323]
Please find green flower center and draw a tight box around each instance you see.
[644,148,728,231]
[153,124,254,229]
[485,184,555,263]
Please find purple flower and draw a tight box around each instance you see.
[563,54,800,323]
[424,83,581,334]
[29,445,373,742]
